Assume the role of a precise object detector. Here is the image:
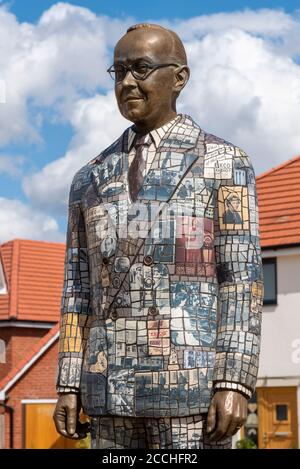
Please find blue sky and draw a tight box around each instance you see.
[1,1,300,242]
[7,0,300,22]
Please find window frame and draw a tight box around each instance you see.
[0,260,7,295]
[274,403,289,423]
[0,339,5,364]
[262,257,277,305]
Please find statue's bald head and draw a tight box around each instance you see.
[113,23,190,132]
[123,23,187,66]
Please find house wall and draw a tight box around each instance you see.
[259,253,300,378]
[0,327,47,381]
[4,340,58,448]
[258,251,300,448]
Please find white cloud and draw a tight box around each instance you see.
[0,79,5,103]
[0,154,25,178]
[170,9,296,40]
[23,90,128,213]
[178,27,300,174]
[2,4,300,226]
[0,197,64,243]
[0,3,131,145]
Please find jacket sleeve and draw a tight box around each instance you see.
[56,170,92,393]
[212,148,264,398]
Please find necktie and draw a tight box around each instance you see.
[128,133,151,202]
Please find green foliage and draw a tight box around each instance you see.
[75,433,91,449]
[235,438,257,449]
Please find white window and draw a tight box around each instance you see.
[0,260,7,295]
[0,340,5,363]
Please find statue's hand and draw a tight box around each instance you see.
[53,393,90,440]
[206,390,248,442]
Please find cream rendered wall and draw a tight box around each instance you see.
[258,252,300,379]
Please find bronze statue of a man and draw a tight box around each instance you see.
[53,23,263,449]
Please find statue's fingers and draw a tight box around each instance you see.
[206,400,216,434]
[66,407,77,436]
[209,415,230,442]
[53,406,68,437]
[225,418,243,437]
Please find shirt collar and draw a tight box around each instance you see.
[128,114,181,152]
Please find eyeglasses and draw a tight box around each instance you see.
[107,62,180,82]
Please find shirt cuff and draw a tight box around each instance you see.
[213,381,252,399]
[56,386,80,394]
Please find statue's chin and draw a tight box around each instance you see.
[122,109,146,125]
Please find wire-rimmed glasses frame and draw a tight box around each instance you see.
[107,62,180,83]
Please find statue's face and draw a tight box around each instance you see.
[114,29,179,130]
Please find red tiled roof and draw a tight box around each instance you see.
[0,323,59,393]
[257,155,300,248]
[0,239,65,322]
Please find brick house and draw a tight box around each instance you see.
[0,240,68,448]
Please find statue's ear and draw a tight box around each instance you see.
[173,65,190,94]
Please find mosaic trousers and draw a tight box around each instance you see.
[90,414,232,449]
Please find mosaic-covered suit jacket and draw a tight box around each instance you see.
[57,114,263,417]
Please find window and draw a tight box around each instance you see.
[0,260,7,295]
[0,339,5,363]
[275,404,288,422]
[262,258,277,305]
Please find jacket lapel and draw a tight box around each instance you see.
[91,115,203,204]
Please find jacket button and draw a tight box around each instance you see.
[143,255,154,266]
[102,257,109,265]
[110,310,118,321]
[148,306,159,316]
